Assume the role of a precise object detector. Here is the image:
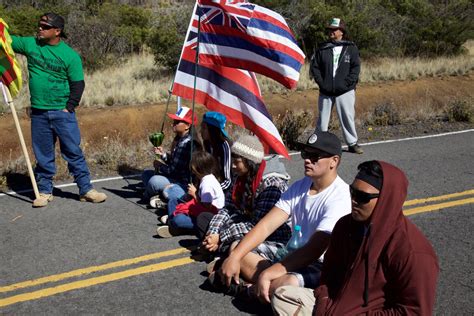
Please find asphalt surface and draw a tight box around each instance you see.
[1,130,473,315]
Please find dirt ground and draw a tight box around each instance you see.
[0,74,472,188]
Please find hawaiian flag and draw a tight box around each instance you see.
[0,19,22,98]
[172,2,289,159]
[196,0,305,89]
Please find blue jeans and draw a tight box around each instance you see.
[170,214,195,230]
[31,109,92,195]
[166,185,196,230]
[142,172,193,229]
[142,171,170,199]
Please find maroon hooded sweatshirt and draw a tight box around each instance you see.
[314,161,439,315]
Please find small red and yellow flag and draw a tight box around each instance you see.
[0,18,22,98]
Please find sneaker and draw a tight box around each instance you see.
[80,189,107,203]
[149,195,167,209]
[207,272,249,297]
[206,257,222,274]
[207,271,227,293]
[156,225,173,238]
[159,215,169,225]
[348,143,364,154]
[32,193,53,208]
[226,281,251,297]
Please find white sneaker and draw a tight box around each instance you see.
[156,225,173,238]
[159,215,169,224]
[149,195,167,209]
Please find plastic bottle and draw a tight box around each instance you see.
[286,225,303,253]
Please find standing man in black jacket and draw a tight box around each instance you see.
[310,18,363,154]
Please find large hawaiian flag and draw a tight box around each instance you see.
[172,2,289,159]
[0,19,22,98]
[196,0,305,89]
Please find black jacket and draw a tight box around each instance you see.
[310,40,361,96]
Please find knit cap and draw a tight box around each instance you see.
[231,134,264,164]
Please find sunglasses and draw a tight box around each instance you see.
[350,185,379,205]
[38,23,55,30]
[172,120,185,125]
[300,150,331,163]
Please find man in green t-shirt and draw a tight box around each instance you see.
[12,13,107,207]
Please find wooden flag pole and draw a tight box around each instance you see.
[0,82,39,199]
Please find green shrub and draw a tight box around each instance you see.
[275,110,313,150]
[445,100,473,123]
[147,15,183,70]
[113,4,151,53]
[0,6,42,36]
[366,103,401,126]
[105,96,115,107]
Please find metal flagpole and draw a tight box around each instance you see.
[188,4,202,184]
[160,83,174,135]
[0,82,40,200]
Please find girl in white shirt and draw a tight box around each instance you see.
[157,151,225,238]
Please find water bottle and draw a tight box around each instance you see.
[286,225,303,253]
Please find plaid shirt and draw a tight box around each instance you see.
[207,175,291,249]
[158,133,193,188]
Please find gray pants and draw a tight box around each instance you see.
[316,89,358,146]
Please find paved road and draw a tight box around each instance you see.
[1,130,473,315]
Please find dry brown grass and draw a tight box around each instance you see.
[2,44,473,189]
[6,45,473,111]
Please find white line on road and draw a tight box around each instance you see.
[2,129,473,197]
[0,175,137,197]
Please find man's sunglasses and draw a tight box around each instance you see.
[38,23,55,30]
[300,150,331,163]
[350,185,379,204]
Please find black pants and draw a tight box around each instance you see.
[196,212,215,240]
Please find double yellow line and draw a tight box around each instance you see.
[402,189,474,216]
[1,189,473,308]
[0,248,194,307]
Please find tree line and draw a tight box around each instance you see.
[1,0,472,72]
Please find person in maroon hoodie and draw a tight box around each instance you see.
[272,160,439,315]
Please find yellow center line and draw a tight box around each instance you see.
[0,257,195,308]
[0,248,189,293]
[403,189,474,206]
[403,197,474,216]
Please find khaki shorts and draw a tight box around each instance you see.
[272,285,315,316]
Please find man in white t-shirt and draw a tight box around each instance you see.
[218,131,351,303]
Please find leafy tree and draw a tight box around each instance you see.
[114,4,152,53]
[146,3,193,71]
[147,15,182,70]
[0,5,42,36]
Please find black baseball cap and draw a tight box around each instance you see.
[298,131,342,156]
[40,13,67,38]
